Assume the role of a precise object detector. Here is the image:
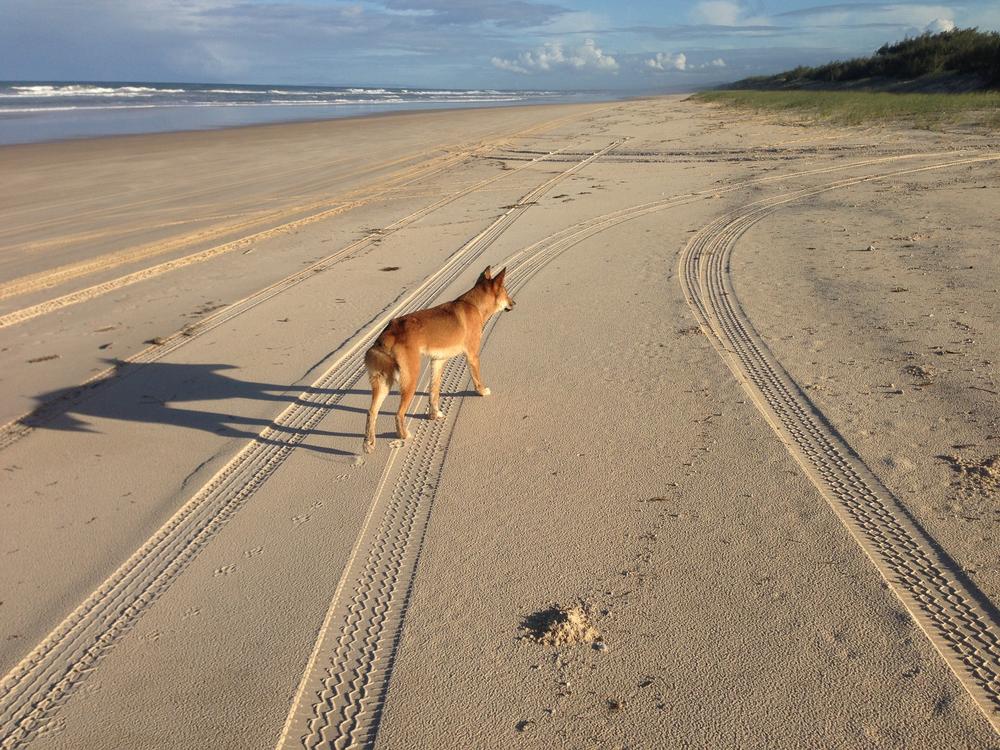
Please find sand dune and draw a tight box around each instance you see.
[1,97,998,748]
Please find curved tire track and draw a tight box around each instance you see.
[679,154,1000,733]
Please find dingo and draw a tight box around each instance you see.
[363,266,515,453]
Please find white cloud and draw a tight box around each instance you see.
[776,3,957,30]
[539,10,609,34]
[925,17,956,32]
[491,57,530,73]
[689,0,743,26]
[640,51,732,74]
[491,39,619,74]
[645,52,687,71]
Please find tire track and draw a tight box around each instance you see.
[281,355,469,750]
[277,150,1000,749]
[0,145,571,452]
[0,141,622,750]
[0,102,613,305]
[0,149,468,316]
[276,140,792,750]
[0,147,955,453]
[273,200,622,750]
[0,105,618,452]
[679,155,1000,733]
[0,145,427,239]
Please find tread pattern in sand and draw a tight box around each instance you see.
[274,249,557,749]
[0,103,610,311]
[0,103,613,328]
[0,151,463,318]
[0,147,949,455]
[679,154,1000,733]
[278,152,1000,749]
[0,141,623,750]
[272,142,632,749]
[283,354,467,749]
[0,145,571,453]
[279,208,624,746]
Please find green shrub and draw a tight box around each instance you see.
[733,28,1000,89]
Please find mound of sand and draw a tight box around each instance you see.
[522,604,601,647]
[942,453,1000,493]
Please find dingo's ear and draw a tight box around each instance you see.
[493,267,506,285]
[478,266,492,282]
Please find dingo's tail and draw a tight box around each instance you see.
[364,341,396,384]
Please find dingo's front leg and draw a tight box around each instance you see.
[466,351,490,396]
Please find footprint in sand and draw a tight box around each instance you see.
[34,717,66,738]
[214,564,237,576]
[244,546,264,558]
[292,514,311,526]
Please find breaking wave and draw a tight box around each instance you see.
[0,80,608,145]
[3,84,186,98]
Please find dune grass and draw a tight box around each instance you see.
[736,29,1000,89]
[696,89,1000,130]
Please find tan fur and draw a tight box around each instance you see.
[363,265,515,452]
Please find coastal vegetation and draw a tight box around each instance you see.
[729,28,1000,91]
[696,89,1000,129]
[696,29,1000,129]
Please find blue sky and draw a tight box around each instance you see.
[3,0,999,89]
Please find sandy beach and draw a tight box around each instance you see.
[1,96,999,748]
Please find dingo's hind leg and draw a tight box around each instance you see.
[363,347,395,453]
[396,350,419,440]
[428,359,445,420]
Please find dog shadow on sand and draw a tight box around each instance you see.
[25,359,459,457]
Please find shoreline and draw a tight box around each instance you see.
[0,94,626,149]
[0,98,613,161]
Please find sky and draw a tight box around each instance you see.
[2,0,999,90]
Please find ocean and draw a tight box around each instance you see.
[0,81,608,145]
